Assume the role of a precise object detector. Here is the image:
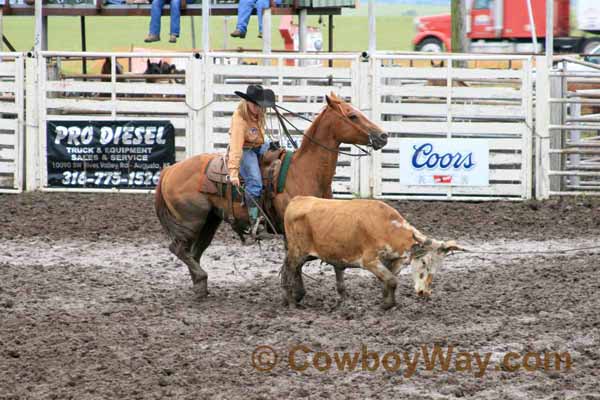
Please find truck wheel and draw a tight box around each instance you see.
[582,38,600,55]
[416,37,444,52]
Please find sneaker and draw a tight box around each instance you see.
[258,32,263,39]
[144,34,160,43]
[169,34,177,43]
[230,29,246,39]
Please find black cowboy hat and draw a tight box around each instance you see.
[235,84,276,108]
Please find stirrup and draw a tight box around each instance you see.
[251,216,265,237]
[244,216,266,239]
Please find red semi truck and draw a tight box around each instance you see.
[413,0,600,54]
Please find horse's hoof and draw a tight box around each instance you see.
[294,289,306,303]
[193,281,209,299]
[334,298,346,309]
[381,301,396,311]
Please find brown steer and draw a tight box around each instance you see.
[281,196,465,310]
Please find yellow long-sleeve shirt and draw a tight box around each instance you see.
[227,108,265,179]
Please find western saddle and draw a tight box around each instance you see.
[198,148,292,233]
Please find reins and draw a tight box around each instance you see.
[272,104,372,157]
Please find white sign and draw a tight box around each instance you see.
[399,139,489,186]
[280,135,302,151]
[293,28,323,67]
[577,0,600,32]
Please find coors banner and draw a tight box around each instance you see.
[46,120,175,189]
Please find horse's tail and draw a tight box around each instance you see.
[155,167,194,243]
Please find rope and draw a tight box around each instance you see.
[184,99,214,112]
[451,244,600,257]
[236,184,281,236]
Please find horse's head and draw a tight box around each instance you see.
[101,57,123,77]
[145,60,164,75]
[325,92,388,150]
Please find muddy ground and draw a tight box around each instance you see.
[1,193,599,399]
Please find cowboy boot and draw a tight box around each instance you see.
[144,34,160,43]
[230,29,246,39]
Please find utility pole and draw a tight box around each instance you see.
[451,0,468,53]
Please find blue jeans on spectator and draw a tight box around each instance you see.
[149,0,181,37]
[239,142,269,202]
[236,0,270,34]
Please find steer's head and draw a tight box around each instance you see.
[410,238,465,298]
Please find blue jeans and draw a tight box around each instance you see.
[240,142,269,201]
[149,0,181,36]
[236,0,270,34]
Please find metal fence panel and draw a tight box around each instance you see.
[0,53,24,193]
[203,52,362,198]
[371,53,534,201]
[537,56,600,198]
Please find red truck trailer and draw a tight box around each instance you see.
[413,0,600,54]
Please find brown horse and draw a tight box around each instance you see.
[154,93,388,298]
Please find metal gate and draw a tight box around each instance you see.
[202,52,363,198]
[32,51,197,192]
[24,50,538,199]
[370,53,534,201]
[536,56,600,198]
[0,53,25,193]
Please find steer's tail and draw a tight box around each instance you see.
[154,167,193,243]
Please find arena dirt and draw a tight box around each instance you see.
[1,193,599,399]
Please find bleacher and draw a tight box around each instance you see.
[0,0,355,16]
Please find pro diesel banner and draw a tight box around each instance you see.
[47,120,175,189]
[399,139,489,186]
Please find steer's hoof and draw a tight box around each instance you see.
[381,301,396,310]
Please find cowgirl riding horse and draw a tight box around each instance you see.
[227,85,276,235]
[155,87,388,297]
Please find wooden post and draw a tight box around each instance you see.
[368,0,375,54]
[451,0,468,53]
[357,59,371,197]
[535,55,550,199]
[202,0,210,52]
[188,55,204,155]
[25,56,40,191]
[34,0,44,52]
[223,16,229,49]
[298,9,307,52]
[262,8,271,54]
[298,9,307,67]
[191,16,197,49]
[546,0,553,67]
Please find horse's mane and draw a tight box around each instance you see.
[293,93,343,154]
[295,106,328,154]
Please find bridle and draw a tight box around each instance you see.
[271,103,375,157]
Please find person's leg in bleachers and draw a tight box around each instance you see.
[169,0,182,43]
[231,0,256,38]
[145,0,164,42]
[256,0,270,38]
